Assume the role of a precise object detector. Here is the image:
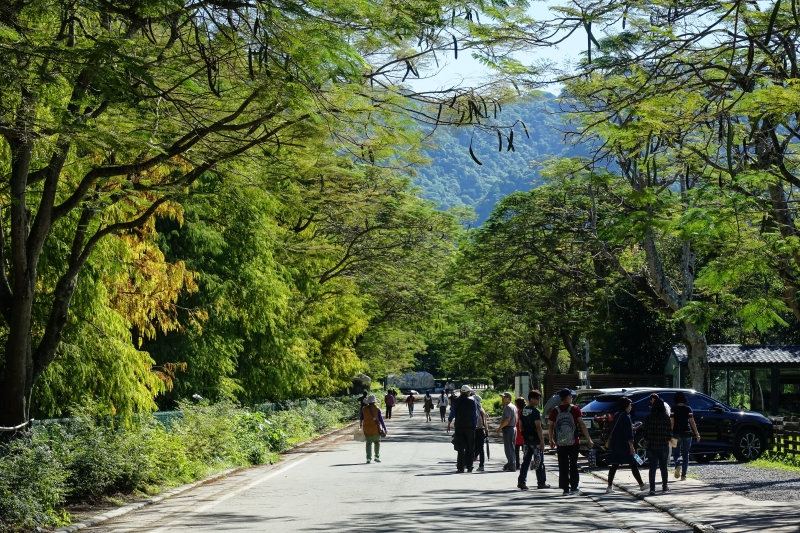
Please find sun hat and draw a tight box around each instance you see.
[460,384,471,392]
[366,395,377,403]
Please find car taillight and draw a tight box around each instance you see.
[594,412,614,423]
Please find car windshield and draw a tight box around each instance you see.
[581,394,625,413]
[575,392,602,407]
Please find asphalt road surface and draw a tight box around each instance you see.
[81,413,692,533]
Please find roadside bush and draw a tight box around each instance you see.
[0,397,357,532]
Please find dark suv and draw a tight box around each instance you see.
[579,388,773,463]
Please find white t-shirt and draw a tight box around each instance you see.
[437,394,449,408]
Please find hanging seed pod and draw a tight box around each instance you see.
[469,143,483,165]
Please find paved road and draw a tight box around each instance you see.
[82,414,691,533]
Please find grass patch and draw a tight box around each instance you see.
[750,452,800,473]
[0,398,358,533]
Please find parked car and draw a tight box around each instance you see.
[541,388,624,446]
[580,388,773,463]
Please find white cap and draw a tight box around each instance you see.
[460,384,471,392]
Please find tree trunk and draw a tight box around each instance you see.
[683,321,708,393]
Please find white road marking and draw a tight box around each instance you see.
[147,454,315,533]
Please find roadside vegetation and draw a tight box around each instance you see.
[0,399,358,532]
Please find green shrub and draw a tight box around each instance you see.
[0,397,358,532]
[0,433,68,531]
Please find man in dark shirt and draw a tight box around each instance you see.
[517,390,549,490]
[447,385,479,473]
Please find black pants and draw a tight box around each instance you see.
[556,445,580,491]
[474,429,485,467]
[455,426,476,471]
[439,406,446,422]
[649,449,669,490]
[386,405,393,419]
[608,460,644,486]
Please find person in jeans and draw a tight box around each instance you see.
[447,385,479,473]
[473,394,489,471]
[518,390,549,490]
[605,397,645,493]
[496,392,518,472]
[548,388,594,495]
[642,398,672,495]
[437,391,449,422]
[671,391,701,481]
[405,392,416,417]
[384,390,396,419]
[359,395,387,463]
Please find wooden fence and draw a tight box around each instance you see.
[769,416,800,455]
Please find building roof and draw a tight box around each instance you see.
[672,345,800,365]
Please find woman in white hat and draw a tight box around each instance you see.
[360,395,388,463]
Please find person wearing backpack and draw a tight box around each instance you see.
[517,390,550,490]
[495,392,518,472]
[437,391,449,422]
[605,396,646,493]
[359,395,387,463]
[447,385,479,473]
[548,388,594,495]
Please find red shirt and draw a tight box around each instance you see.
[405,395,416,405]
[548,404,582,446]
[515,418,524,445]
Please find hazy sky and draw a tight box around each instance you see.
[406,1,587,94]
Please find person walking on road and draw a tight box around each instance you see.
[359,391,368,410]
[548,388,594,495]
[437,391,449,422]
[405,392,416,417]
[514,396,526,470]
[671,391,701,481]
[423,391,434,422]
[360,395,387,464]
[641,398,672,495]
[473,394,489,472]
[496,392,518,472]
[447,385,479,473]
[384,390,396,419]
[605,397,646,493]
[518,390,549,490]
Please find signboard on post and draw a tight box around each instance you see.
[515,371,531,400]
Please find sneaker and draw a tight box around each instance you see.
[569,488,581,495]
[562,490,569,496]
[680,476,686,481]
[605,487,613,493]
[467,467,473,473]
[537,484,551,489]
[366,459,371,463]
[374,457,381,463]
[639,483,646,491]
[662,486,670,493]
[648,490,656,496]
[518,483,529,491]
[457,468,465,473]
[477,465,485,471]
[674,466,681,479]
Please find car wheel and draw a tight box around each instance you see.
[732,428,765,462]
[692,453,716,463]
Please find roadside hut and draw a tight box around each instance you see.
[666,344,800,416]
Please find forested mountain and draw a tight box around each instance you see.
[414,93,586,222]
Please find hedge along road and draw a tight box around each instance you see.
[77,414,690,532]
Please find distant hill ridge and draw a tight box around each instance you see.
[413,93,584,223]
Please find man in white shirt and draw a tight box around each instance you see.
[437,391,449,422]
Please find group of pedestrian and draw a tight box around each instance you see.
[604,391,701,495]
